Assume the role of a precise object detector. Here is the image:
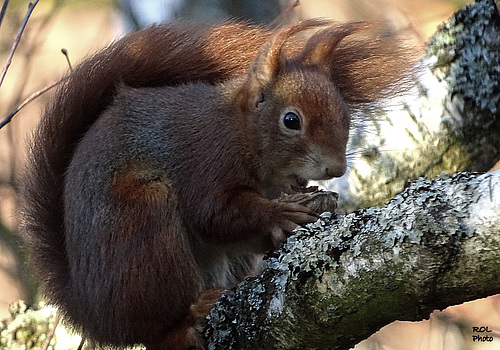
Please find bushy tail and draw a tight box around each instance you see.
[20,21,270,306]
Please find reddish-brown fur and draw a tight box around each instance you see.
[21,20,415,349]
[21,21,270,340]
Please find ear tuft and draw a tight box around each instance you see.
[292,22,419,106]
[296,22,370,68]
[248,18,330,86]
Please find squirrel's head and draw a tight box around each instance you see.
[234,19,415,195]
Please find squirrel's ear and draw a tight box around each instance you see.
[248,19,330,87]
[296,22,368,69]
[294,22,418,105]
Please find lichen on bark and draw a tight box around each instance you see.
[427,0,500,114]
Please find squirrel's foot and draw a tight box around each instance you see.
[150,287,225,350]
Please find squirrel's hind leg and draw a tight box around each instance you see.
[147,287,226,350]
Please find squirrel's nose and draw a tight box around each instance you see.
[324,162,346,179]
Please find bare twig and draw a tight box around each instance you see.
[0,0,9,29]
[61,48,73,71]
[77,337,86,350]
[267,0,299,28]
[0,0,39,88]
[0,77,64,129]
[41,311,61,350]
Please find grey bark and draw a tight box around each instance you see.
[204,171,500,350]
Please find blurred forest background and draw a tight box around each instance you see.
[2,0,494,349]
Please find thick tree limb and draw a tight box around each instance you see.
[204,171,500,349]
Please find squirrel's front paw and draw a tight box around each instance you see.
[276,189,339,214]
[270,202,319,249]
[269,191,339,249]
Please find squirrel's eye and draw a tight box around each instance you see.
[283,112,301,131]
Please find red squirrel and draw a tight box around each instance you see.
[21,19,414,349]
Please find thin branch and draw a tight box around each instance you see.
[0,78,64,129]
[41,311,61,350]
[267,0,299,28]
[61,48,73,71]
[0,0,39,88]
[77,337,85,350]
[0,0,66,132]
[0,0,9,29]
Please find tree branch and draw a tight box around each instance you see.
[0,78,62,129]
[0,0,10,30]
[204,171,500,349]
[0,0,39,87]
